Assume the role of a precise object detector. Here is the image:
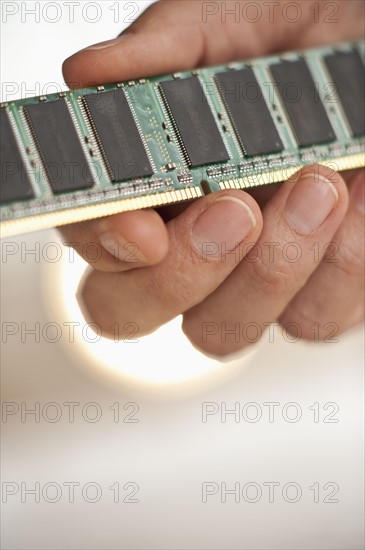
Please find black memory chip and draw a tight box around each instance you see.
[215,68,284,156]
[24,100,95,193]
[324,50,365,137]
[270,59,336,147]
[83,89,153,182]
[0,109,34,203]
[160,77,230,167]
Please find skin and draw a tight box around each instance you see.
[60,0,364,357]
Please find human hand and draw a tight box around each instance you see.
[61,0,364,357]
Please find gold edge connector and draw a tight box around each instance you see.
[0,187,202,238]
[2,151,364,239]
[219,153,365,190]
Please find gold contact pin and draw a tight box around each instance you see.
[219,153,365,190]
[0,187,203,238]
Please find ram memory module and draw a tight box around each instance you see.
[1,40,364,237]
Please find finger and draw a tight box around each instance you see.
[59,209,169,272]
[62,0,273,88]
[182,166,349,357]
[295,1,365,49]
[62,1,206,87]
[78,190,263,337]
[279,170,364,338]
[61,0,264,273]
[62,0,365,88]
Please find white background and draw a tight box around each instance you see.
[1,1,364,549]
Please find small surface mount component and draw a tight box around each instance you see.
[1,40,364,237]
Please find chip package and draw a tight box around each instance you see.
[215,68,284,156]
[83,89,153,182]
[159,77,230,167]
[24,99,95,193]
[324,50,365,137]
[0,109,34,203]
[270,59,336,147]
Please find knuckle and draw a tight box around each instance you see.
[146,236,210,311]
[248,254,302,297]
[146,257,196,312]
[327,240,364,280]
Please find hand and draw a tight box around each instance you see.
[61,0,364,357]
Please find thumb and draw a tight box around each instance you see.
[62,1,206,88]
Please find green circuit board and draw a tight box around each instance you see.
[1,39,364,237]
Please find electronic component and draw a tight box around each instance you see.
[0,109,34,203]
[159,77,230,167]
[24,99,95,193]
[83,89,153,182]
[1,40,364,237]
[324,50,365,137]
[270,59,336,146]
[215,68,284,155]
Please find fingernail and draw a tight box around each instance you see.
[350,176,365,216]
[99,233,146,264]
[84,38,119,51]
[191,196,256,258]
[285,174,338,234]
